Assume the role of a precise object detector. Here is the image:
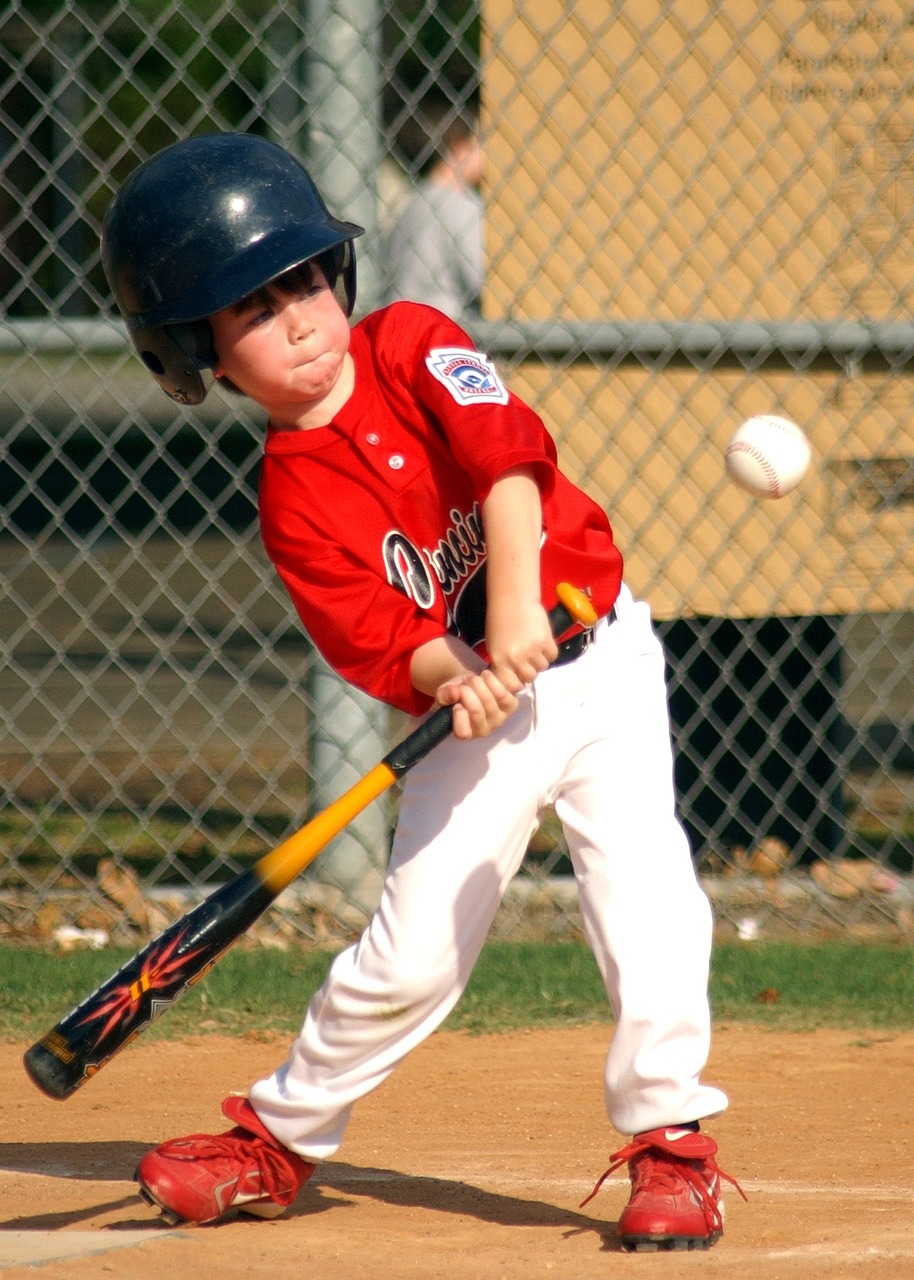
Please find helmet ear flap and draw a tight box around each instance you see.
[169,319,218,369]
[319,243,357,317]
[129,319,215,406]
[339,241,357,316]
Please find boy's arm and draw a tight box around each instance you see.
[482,466,557,689]
[408,465,556,741]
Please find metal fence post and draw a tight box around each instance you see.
[303,0,388,914]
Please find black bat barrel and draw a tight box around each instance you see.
[23,869,274,1099]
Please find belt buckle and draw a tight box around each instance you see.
[555,626,593,667]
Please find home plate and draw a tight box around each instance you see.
[0,1228,188,1266]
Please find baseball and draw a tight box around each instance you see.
[724,414,811,499]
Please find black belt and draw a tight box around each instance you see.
[554,628,593,666]
[553,606,615,667]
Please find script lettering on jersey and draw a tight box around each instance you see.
[425,505,485,594]
[382,504,486,636]
[383,535,436,608]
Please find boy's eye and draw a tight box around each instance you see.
[286,281,322,301]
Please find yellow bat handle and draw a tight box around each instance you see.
[255,581,599,895]
[256,763,396,895]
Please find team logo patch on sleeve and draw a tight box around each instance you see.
[426,348,509,406]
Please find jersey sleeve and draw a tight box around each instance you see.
[260,500,444,716]
[366,304,560,503]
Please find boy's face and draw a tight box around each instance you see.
[210,263,351,418]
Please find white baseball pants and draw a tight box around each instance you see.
[250,584,728,1158]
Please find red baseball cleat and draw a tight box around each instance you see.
[581,1126,745,1251]
[136,1096,315,1225]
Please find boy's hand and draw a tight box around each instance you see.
[484,598,558,693]
[435,668,519,740]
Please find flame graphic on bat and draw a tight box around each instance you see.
[76,929,208,1044]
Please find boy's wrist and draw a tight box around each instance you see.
[409,633,482,700]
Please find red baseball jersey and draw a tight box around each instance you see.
[259,302,623,715]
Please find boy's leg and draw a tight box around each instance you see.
[246,701,544,1158]
[544,589,726,1130]
[137,707,542,1222]
[541,588,732,1247]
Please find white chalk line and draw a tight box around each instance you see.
[5,1164,913,1204]
[4,1167,914,1268]
[321,1170,914,1202]
[0,1165,132,1183]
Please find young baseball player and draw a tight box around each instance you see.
[101,133,741,1250]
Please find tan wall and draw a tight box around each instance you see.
[506,360,914,619]
[482,1,914,617]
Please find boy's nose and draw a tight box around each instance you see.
[286,300,312,338]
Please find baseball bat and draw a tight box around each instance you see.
[24,584,598,1099]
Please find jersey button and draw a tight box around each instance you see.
[388,454,405,470]
[366,433,380,445]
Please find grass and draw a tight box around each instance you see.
[709,939,914,1028]
[3,938,914,1044]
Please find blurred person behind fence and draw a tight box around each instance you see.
[386,95,483,319]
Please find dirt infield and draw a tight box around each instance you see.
[1,1023,913,1279]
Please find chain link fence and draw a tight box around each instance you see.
[3,0,914,952]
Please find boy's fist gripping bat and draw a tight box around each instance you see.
[24,584,598,1099]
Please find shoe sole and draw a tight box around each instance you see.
[137,1180,194,1227]
[136,1174,288,1226]
[621,1232,721,1252]
[240,1201,289,1219]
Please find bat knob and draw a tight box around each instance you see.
[555,582,599,628]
